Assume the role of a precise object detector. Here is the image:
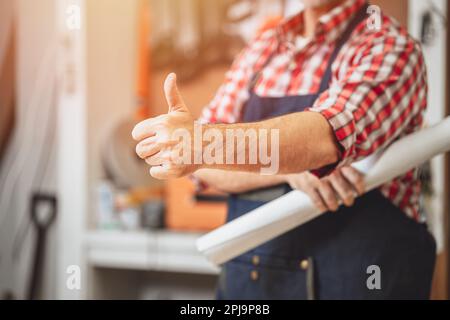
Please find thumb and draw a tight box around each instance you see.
[164,73,188,113]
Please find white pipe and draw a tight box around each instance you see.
[197,117,450,265]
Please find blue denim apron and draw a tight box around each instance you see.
[217,4,436,300]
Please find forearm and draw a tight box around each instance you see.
[132,74,342,180]
[199,112,340,175]
[194,169,287,194]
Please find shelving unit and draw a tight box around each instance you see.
[55,0,226,299]
[85,230,220,275]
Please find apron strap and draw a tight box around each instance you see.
[317,2,370,94]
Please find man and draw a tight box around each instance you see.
[133,0,435,299]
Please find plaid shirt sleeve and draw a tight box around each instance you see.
[308,27,428,173]
[199,32,277,125]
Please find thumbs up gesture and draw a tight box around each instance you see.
[132,73,198,179]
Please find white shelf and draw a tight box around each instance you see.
[85,230,220,275]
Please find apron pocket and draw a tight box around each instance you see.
[219,256,314,300]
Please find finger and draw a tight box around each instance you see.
[132,118,158,141]
[341,167,366,195]
[150,166,170,180]
[145,155,164,167]
[317,181,339,212]
[329,171,355,207]
[293,173,321,191]
[135,137,159,159]
[305,187,327,212]
[164,73,187,113]
[145,150,171,166]
[150,164,183,180]
[137,138,179,159]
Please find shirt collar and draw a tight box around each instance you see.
[276,0,367,50]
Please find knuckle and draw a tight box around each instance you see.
[342,166,354,174]
[340,166,349,174]
[158,115,171,126]
[311,181,322,190]
[156,114,168,121]
[304,187,315,196]
[327,175,337,184]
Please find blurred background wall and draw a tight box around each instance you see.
[0,0,58,299]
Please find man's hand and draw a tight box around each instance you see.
[285,167,365,212]
[132,73,197,179]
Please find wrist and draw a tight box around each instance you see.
[280,174,292,184]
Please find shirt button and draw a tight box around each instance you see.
[252,255,260,266]
[300,259,309,270]
[250,270,259,281]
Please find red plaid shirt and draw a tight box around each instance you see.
[199,0,428,221]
